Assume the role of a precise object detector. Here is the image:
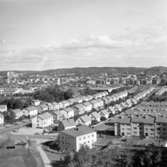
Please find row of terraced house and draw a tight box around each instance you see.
[58,87,157,152]
[31,89,129,128]
[31,86,155,129]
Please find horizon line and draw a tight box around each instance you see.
[0,66,166,72]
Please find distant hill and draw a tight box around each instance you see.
[144,66,167,75]
[2,66,167,75]
[43,67,147,75]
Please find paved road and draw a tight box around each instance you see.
[35,139,52,167]
[0,119,30,134]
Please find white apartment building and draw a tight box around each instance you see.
[31,112,54,128]
[59,125,97,152]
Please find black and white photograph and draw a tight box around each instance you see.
[0,0,167,167]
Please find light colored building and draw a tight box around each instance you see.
[74,104,86,115]
[32,100,41,106]
[31,112,54,128]
[102,96,111,105]
[90,112,101,122]
[12,109,23,120]
[58,109,68,120]
[52,102,59,110]
[96,99,104,109]
[22,108,29,117]
[110,115,131,136]
[47,103,54,111]
[90,100,100,110]
[0,105,7,113]
[111,114,156,138]
[59,125,97,152]
[0,113,4,125]
[26,106,38,117]
[83,102,93,113]
[58,119,76,131]
[39,104,49,112]
[76,115,91,126]
[64,107,75,118]
[155,115,167,139]
[120,119,131,137]
[99,109,109,119]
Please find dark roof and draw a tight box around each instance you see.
[109,116,131,124]
[132,115,154,124]
[61,125,95,137]
[61,119,76,128]
[156,115,167,123]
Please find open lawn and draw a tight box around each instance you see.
[0,147,37,167]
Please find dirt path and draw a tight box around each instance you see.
[34,139,52,167]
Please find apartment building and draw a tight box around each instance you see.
[31,112,54,128]
[119,116,131,136]
[131,115,155,138]
[59,125,97,152]
[155,115,167,139]
[111,114,156,138]
[110,116,131,136]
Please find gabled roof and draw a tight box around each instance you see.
[38,112,53,120]
[64,107,74,113]
[156,115,167,123]
[109,115,131,124]
[80,115,91,123]
[132,115,154,124]
[0,105,7,109]
[100,109,109,116]
[91,112,101,119]
[40,104,49,110]
[26,106,38,111]
[61,119,76,128]
[83,101,92,107]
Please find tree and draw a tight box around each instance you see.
[130,147,162,167]
[4,109,16,123]
[64,89,73,100]
[33,90,55,102]
[33,85,74,102]
[100,116,106,121]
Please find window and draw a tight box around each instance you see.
[145,133,148,136]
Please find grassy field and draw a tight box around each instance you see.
[0,147,37,167]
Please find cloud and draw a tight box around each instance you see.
[0,24,167,70]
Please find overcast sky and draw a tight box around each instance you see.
[0,0,167,70]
